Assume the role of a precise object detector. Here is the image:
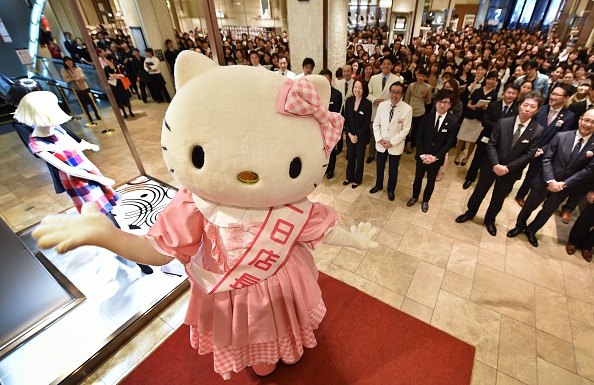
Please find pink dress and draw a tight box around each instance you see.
[146,188,339,379]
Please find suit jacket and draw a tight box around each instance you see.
[478,100,518,144]
[344,97,372,140]
[486,116,545,179]
[64,39,77,58]
[568,99,593,130]
[164,48,180,74]
[415,111,458,167]
[542,131,594,189]
[367,73,404,120]
[96,39,110,50]
[329,86,343,114]
[532,105,575,151]
[335,78,354,110]
[373,100,413,155]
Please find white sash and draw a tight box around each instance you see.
[186,200,314,293]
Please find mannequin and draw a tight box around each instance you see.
[14,91,152,274]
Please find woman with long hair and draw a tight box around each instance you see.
[61,56,100,125]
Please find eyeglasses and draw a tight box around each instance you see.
[390,91,403,95]
[550,93,567,97]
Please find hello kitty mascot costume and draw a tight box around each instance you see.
[34,51,378,379]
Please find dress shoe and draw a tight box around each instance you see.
[582,249,593,262]
[326,171,334,179]
[369,186,382,194]
[565,243,577,255]
[366,156,375,164]
[525,229,538,247]
[485,222,497,236]
[515,196,525,207]
[351,183,358,189]
[455,211,474,223]
[462,180,472,189]
[406,197,418,207]
[388,191,395,201]
[460,158,468,166]
[343,180,351,185]
[421,202,429,213]
[561,210,571,224]
[507,227,524,238]
[454,158,461,165]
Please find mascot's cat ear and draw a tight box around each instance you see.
[175,50,219,90]
[305,75,331,109]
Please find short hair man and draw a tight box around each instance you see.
[508,108,594,247]
[515,59,551,99]
[276,55,295,78]
[456,91,545,236]
[293,57,315,79]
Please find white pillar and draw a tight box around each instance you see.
[286,0,323,75]
[328,0,348,74]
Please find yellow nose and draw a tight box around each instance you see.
[237,171,259,184]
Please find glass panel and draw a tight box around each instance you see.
[519,0,537,25]
[508,0,526,28]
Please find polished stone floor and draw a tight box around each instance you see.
[2,97,594,385]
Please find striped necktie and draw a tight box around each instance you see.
[389,104,396,122]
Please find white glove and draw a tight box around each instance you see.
[324,222,379,250]
[80,139,100,152]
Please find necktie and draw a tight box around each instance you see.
[548,109,557,126]
[512,123,524,147]
[569,137,583,164]
[502,105,509,116]
[389,104,396,123]
[382,76,387,90]
[435,115,442,131]
[345,81,348,96]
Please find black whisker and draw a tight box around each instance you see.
[169,169,174,173]
[162,146,168,150]
[322,164,328,167]
[164,119,171,131]
[314,183,318,188]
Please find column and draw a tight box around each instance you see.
[328,0,348,74]
[286,0,324,76]
[134,0,177,96]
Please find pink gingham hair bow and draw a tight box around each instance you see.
[277,78,344,157]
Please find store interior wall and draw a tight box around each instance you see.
[0,0,35,78]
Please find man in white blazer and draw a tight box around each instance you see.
[369,82,413,201]
[366,55,404,163]
[335,63,354,112]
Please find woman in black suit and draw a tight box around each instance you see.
[343,79,372,188]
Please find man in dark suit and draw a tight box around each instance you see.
[456,91,545,236]
[319,69,343,179]
[96,32,110,50]
[508,109,594,247]
[63,32,77,59]
[568,86,594,130]
[515,84,575,205]
[164,39,179,76]
[566,189,594,262]
[406,89,457,212]
[463,83,520,189]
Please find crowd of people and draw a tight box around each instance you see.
[49,22,594,261]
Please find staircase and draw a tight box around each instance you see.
[0,95,15,126]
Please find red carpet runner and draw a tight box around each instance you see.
[120,273,475,385]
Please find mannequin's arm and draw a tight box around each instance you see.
[36,151,114,186]
[324,222,379,250]
[78,139,100,152]
[33,203,173,265]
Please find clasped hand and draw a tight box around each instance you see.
[547,181,565,192]
[420,154,437,164]
[379,140,392,149]
[493,164,509,176]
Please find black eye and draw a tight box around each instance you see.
[192,146,205,169]
[289,157,302,179]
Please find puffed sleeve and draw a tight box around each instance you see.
[145,188,204,264]
[299,202,340,250]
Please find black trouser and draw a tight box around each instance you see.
[76,89,100,121]
[138,80,154,102]
[150,75,171,102]
[465,141,487,183]
[336,129,344,153]
[327,147,337,175]
[346,134,367,184]
[375,151,401,192]
[467,166,518,224]
[412,161,441,202]
[368,122,376,158]
[569,203,594,250]
[406,115,423,149]
[127,74,139,96]
[516,157,543,200]
[561,185,590,213]
[515,181,571,232]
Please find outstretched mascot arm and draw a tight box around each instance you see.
[324,222,379,250]
[32,203,174,266]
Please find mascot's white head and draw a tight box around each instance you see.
[162,51,342,208]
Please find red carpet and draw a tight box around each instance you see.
[120,273,475,385]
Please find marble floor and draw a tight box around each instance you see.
[2,97,594,385]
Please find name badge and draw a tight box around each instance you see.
[330,101,334,104]
[441,129,447,132]
[521,139,529,143]
[481,136,489,144]
[359,111,364,115]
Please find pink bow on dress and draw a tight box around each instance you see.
[226,222,262,251]
[277,78,345,157]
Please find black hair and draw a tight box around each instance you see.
[62,56,76,68]
[165,39,173,45]
[302,57,315,68]
[4,79,43,107]
[319,69,333,78]
[145,48,154,55]
[435,89,454,102]
[353,78,369,98]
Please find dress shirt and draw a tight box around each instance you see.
[513,116,531,137]
[573,131,592,153]
[548,106,562,125]
[144,56,161,74]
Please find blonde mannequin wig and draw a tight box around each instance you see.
[13,91,71,127]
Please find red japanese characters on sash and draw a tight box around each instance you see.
[186,200,314,293]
